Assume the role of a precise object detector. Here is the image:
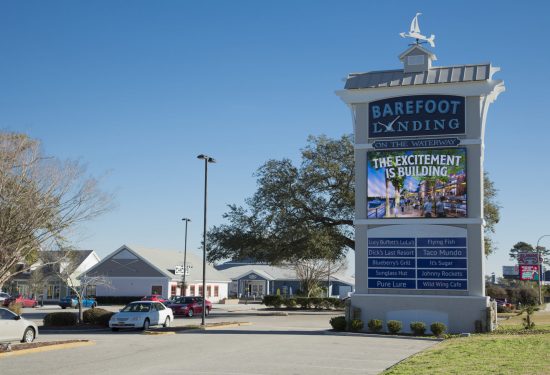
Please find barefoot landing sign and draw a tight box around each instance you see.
[369,95,465,138]
[336,13,505,333]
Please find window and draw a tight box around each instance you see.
[156,303,165,310]
[86,285,96,297]
[47,284,60,299]
[171,284,177,296]
[151,285,162,295]
[0,309,15,319]
[190,285,195,296]
[207,285,211,297]
[214,285,219,297]
[198,285,203,296]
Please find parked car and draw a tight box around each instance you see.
[0,307,38,343]
[59,296,97,309]
[141,294,170,304]
[109,301,173,331]
[0,292,10,303]
[2,295,38,308]
[169,296,212,317]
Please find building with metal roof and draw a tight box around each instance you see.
[85,245,230,302]
[215,260,355,299]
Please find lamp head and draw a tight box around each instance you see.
[197,154,216,163]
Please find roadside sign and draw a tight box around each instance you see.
[519,265,540,281]
[518,252,542,265]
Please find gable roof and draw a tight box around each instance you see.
[216,262,354,286]
[398,44,437,61]
[85,245,230,283]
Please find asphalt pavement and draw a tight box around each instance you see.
[0,307,438,375]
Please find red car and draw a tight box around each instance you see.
[141,295,170,304]
[2,295,38,308]
[169,296,212,317]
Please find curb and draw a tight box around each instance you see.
[143,331,176,336]
[204,322,252,330]
[0,341,95,358]
[39,328,110,334]
[322,330,443,341]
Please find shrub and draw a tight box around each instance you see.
[7,302,22,316]
[44,312,78,327]
[430,322,447,337]
[310,298,323,309]
[387,320,402,334]
[367,319,383,333]
[351,319,364,332]
[284,298,297,309]
[296,297,311,309]
[262,295,284,308]
[497,305,512,313]
[332,299,345,309]
[410,321,426,336]
[329,316,347,331]
[83,308,115,327]
[518,289,538,306]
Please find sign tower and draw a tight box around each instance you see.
[336,14,505,333]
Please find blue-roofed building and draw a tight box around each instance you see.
[215,260,354,299]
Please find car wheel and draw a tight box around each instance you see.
[111,328,119,332]
[163,317,171,328]
[142,318,150,331]
[92,303,97,308]
[187,309,194,318]
[61,306,66,310]
[21,327,35,343]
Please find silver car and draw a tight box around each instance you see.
[0,307,38,343]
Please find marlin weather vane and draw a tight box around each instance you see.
[400,13,435,48]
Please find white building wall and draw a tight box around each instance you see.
[182,282,229,303]
[96,277,170,298]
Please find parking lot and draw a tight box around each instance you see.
[0,305,438,375]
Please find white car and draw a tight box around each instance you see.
[109,301,173,331]
[0,307,38,343]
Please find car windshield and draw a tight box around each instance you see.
[121,303,151,312]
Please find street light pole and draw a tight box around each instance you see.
[197,154,215,327]
[181,218,191,296]
[536,234,550,305]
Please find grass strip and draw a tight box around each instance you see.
[382,334,550,375]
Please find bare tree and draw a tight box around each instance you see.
[41,250,112,323]
[289,258,347,297]
[28,267,47,303]
[0,132,112,288]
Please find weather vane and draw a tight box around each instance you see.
[400,13,435,48]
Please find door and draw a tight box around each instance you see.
[150,303,161,325]
[0,308,21,341]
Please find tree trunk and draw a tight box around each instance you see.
[385,179,391,217]
[78,300,83,324]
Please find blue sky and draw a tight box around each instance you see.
[1,1,549,277]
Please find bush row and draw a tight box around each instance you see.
[44,312,78,326]
[43,308,115,327]
[329,316,447,336]
[262,295,345,309]
[486,286,538,306]
[83,308,115,327]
